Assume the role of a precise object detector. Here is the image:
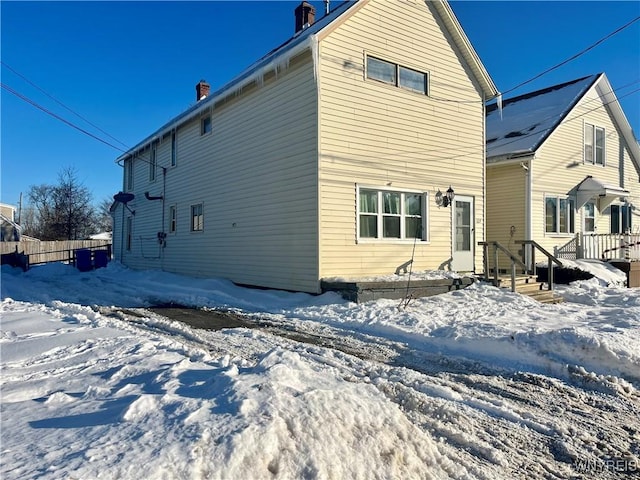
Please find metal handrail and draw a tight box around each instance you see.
[478,241,527,292]
[516,240,562,291]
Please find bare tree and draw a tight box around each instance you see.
[25,167,96,240]
[95,197,114,233]
[25,184,56,239]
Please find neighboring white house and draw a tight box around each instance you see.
[1,203,21,242]
[485,73,640,267]
[112,0,498,293]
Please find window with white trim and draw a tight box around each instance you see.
[125,158,133,191]
[584,123,605,165]
[201,116,212,136]
[126,217,133,251]
[583,202,595,233]
[610,204,633,233]
[358,188,427,240]
[149,144,157,181]
[169,205,177,233]
[366,56,428,95]
[171,132,177,167]
[191,203,203,232]
[545,196,575,234]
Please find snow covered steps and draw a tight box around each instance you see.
[495,275,564,304]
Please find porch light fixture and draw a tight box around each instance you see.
[435,186,455,207]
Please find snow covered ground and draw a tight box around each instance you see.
[1,262,639,479]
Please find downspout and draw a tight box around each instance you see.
[524,157,533,268]
[120,204,125,262]
[313,33,322,293]
[161,167,166,266]
[481,92,487,273]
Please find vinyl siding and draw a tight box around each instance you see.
[115,52,320,292]
[317,0,486,277]
[532,87,640,252]
[486,162,527,269]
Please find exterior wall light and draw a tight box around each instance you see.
[435,186,455,207]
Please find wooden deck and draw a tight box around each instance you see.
[321,277,475,303]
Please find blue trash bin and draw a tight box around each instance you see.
[94,249,109,269]
[75,249,92,272]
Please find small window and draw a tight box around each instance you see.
[149,145,157,181]
[191,203,203,231]
[201,116,212,136]
[366,55,428,95]
[399,66,427,94]
[126,217,133,251]
[584,123,605,165]
[366,56,396,85]
[169,205,177,233]
[545,195,575,234]
[584,202,595,233]
[125,158,133,191]
[358,188,427,240]
[171,132,177,167]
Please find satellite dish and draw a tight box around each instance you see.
[113,192,136,215]
[113,192,135,204]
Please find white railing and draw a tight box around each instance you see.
[579,233,640,261]
[553,236,579,260]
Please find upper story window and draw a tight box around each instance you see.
[358,188,427,240]
[191,203,204,232]
[584,123,605,165]
[201,116,212,136]
[171,131,177,167]
[366,56,428,95]
[545,195,575,235]
[149,145,157,181]
[125,158,133,191]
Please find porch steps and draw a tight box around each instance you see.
[494,275,564,304]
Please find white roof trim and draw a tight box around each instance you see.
[592,73,640,176]
[117,0,499,163]
[576,175,630,210]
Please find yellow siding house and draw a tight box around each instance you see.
[486,73,640,267]
[112,0,498,293]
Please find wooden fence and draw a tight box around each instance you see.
[1,240,112,266]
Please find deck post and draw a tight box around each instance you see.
[493,244,499,286]
[483,243,489,281]
[548,257,553,291]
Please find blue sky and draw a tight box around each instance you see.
[2,1,639,209]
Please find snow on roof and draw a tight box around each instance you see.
[486,75,599,159]
[116,1,358,163]
[89,232,113,240]
[117,0,498,164]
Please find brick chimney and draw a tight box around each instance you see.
[195,80,210,101]
[294,1,316,33]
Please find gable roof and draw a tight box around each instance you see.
[486,73,640,170]
[486,75,598,159]
[116,0,498,164]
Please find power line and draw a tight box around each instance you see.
[1,82,128,153]
[501,16,640,97]
[1,82,159,167]
[1,61,130,149]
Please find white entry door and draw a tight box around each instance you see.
[452,195,475,272]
